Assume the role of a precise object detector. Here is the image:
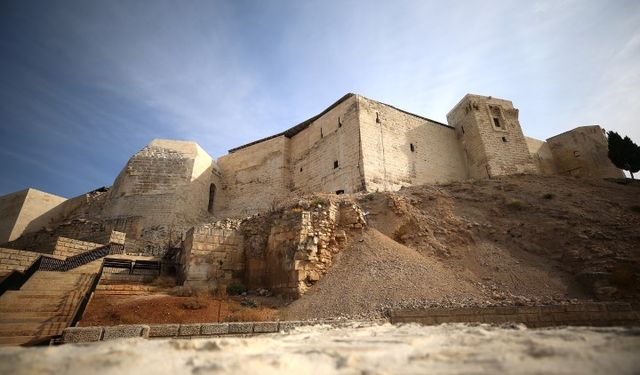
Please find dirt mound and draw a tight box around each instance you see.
[284,229,476,319]
[285,175,640,319]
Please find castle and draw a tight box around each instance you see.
[0,93,623,256]
[0,91,628,314]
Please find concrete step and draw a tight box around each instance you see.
[21,272,94,285]
[0,271,97,346]
[1,290,78,299]
[0,297,84,313]
[0,336,42,347]
[0,322,67,337]
[0,312,70,323]
[21,277,94,292]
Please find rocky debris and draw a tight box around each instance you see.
[285,175,640,320]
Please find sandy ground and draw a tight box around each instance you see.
[1,323,639,375]
[79,294,281,326]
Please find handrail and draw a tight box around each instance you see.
[0,257,43,296]
[0,244,124,296]
[39,244,123,272]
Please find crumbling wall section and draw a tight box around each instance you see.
[178,221,244,289]
[180,198,367,298]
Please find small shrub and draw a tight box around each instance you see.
[224,307,279,322]
[226,280,248,296]
[240,299,258,308]
[151,275,176,288]
[310,197,327,207]
[181,297,206,310]
[542,193,554,200]
[169,285,194,297]
[506,199,527,210]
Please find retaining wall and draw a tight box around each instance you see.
[391,302,640,327]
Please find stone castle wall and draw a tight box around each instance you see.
[1,92,624,259]
[0,248,43,276]
[546,126,624,178]
[103,139,218,227]
[52,237,103,258]
[179,198,366,297]
[526,137,557,175]
[217,136,289,217]
[288,95,363,195]
[358,96,468,191]
[178,224,244,289]
[0,189,67,244]
[448,95,538,179]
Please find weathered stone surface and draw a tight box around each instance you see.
[279,321,305,332]
[149,324,180,338]
[201,323,229,335]
[178,324,201,336]
[228,323,253,334]
[253,322,279,333]
[62,327,103,343]
[103,325,149,340]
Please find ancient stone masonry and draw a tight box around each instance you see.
[0,92,625,290]
[53,237,103,258]
[179,197,367,297]
[0,248,42,276]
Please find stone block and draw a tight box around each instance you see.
[201,323,229,335]
[539,305,566,313]
[179,324,201,336]
[62,326,103,343]
[228,322,254,334]
[253,322,279,333]
[149,324,180,338]
[102,325,150,340]
[278,320,305,332]
[605,303,633,312]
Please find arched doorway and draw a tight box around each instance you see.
[208,183,216,214]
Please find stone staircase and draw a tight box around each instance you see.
[0,271,96,346]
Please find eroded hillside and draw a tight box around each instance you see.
[285,175,640,319]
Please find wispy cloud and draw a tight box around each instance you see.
[1,0,639,196]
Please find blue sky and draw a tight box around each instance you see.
[1,0,639,197]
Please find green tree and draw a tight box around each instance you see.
[607,131,640,179]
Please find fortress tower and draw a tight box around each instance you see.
[447,94,538,179]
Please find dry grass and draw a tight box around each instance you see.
[224,306,279,322]
[151,275,177,288]
[506,199,527,210]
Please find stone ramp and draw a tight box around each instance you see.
[0,271,96,346]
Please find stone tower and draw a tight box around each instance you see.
[447,94,538,179]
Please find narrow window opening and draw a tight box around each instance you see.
[376,112,381,124]
[338,117,342,128]
[502,136,507,142]
[493,117,501,128]
[300,167,303,172]
[335,190,344,195]
[410,143,415,152]
[461,126,465,135]
[320,127,323,138]
[207,183,216,214]
[333,160,339,169]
